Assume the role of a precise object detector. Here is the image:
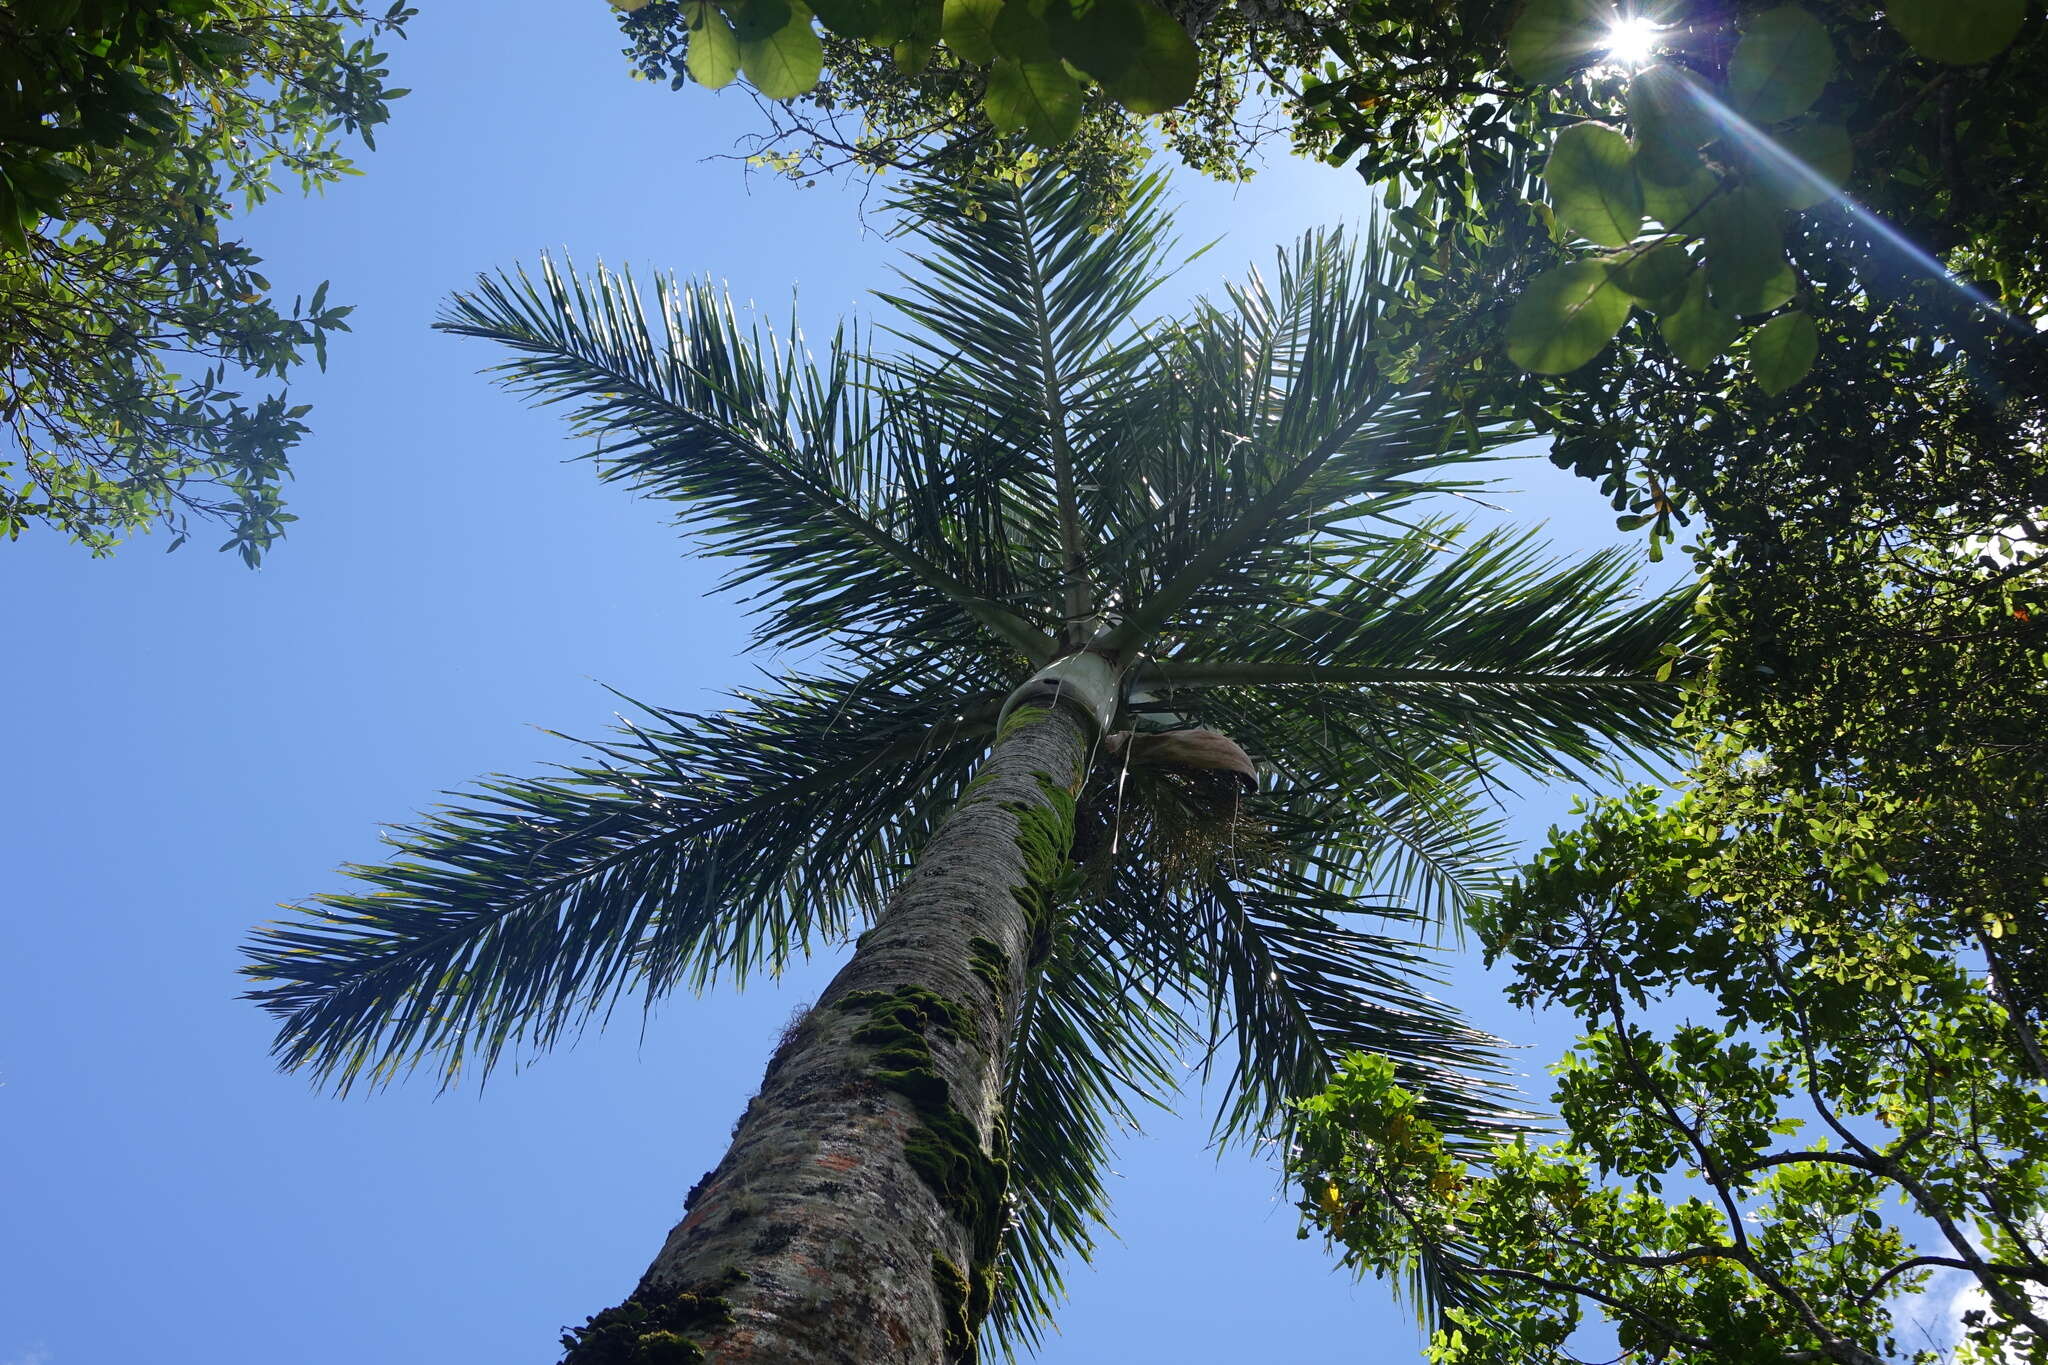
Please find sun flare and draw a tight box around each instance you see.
[1604,14,1665,67]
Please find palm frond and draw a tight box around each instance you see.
[1137,522,1703,784]
[1099,227,1509,653]
[881,172,1181,425]
[880,171,1188,640]
[989,897,1190,1352]
[977,730,1518,1353]
[437,257,1054,661]
[243,659,1001,1093]
[1068,752,1521,1148]
[1199,850,1522,1150]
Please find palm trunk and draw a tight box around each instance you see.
[560,696,1098,1365]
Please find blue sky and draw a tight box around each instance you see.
[0,5,1685,1361]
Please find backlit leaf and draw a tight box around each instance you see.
[1507,0,1607,86]
[728,0,791,41]
[983,55,1083,143]
[1728,5,1835,124]
[1744,121,1852,211]
[684,2,742,88]
[1614,243,1692,314]
[1091,0,1198,114]
[1628,64,1716,186]
[992,0,1059,62]
[1545,122,1644,247]
[737,0,824,97]
[1748,308,1817,394]
[894,36,935,71]
[806,0,880,36]
[1888,0,2025,63]
[1660,271,1740,370]
[943,0,1003,62]
[1642,165,1720,231]
[1701,188,1795,315]
[1506,260,1634,374]
[1046,0,1143,74]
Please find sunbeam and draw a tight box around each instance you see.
[1666,70,2016,325]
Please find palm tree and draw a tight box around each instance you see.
[243,171,1694,1364]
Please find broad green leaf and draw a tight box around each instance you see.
[1628,64,1716,186]
[1507,0,1606,86]
[1701,188,1795,315]
[1747,308,1818,393]
[807,0,880,36]
[1728,5,1835,124]
[992,0,1060,62]
[728,0,792,40]
[1037,0,1200,112]
[1888,0,2025,63]
[1614,243,1693,313]
[737,0,824,97]
[894,36,936,71]
[806,0,888,34]
[1660,271,1740,370]
[983,55,1084,143]
[898,0,944,47]
[1744,121,1852,211]
[1714,252,1795,317]
[943,0,1003,63]
[1642,165,1720,230]
[684,3,742,88]
[1506,260,1635,374]
[0,177,28,254]
[1546,123,1644,247]
[1046,0,1144,72]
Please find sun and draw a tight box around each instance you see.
[1604,14,1665,68]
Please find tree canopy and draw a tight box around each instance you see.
[2,0,410,561]
[607,0,2048,634]
[1293,760,2048,1362]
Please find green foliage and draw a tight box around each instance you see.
[1294,489,2048,1360]
[1499,4,1839,380]
[1294,776,2048,1362]
[1506,0,1605,86]
[1543,123,1641,248]
[982,50,1082,143]
[681,1,741,85]
[1506,259,1632,373]
[1465,0,2041,422]
[735,0,824,97]
[608,0,2045,463]
[1441,1,2048,642]
[1725,5,1834,123]
[1065,0,1197,115]
[1886,0,2028,64]
[1742,306,1815,393]
[0,0,411,561]
[616,0,1193,168]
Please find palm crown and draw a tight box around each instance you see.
[245,171,1695,1350]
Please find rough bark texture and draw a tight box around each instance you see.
[560,702,1095,1365]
